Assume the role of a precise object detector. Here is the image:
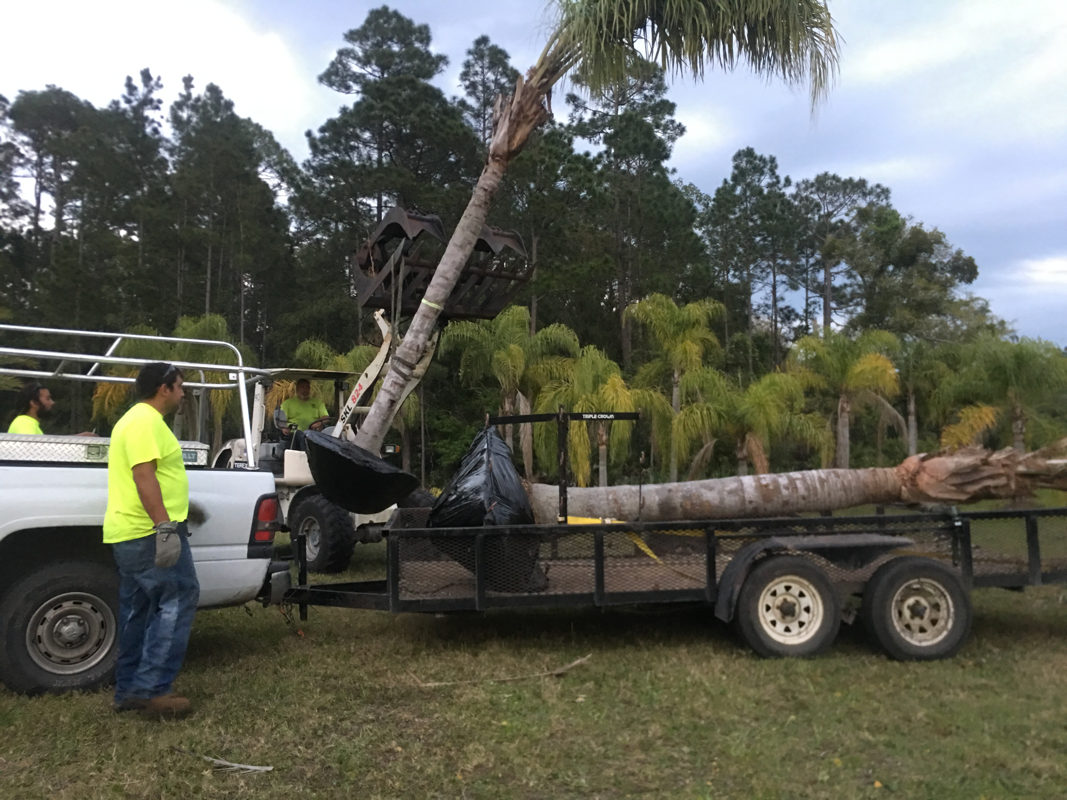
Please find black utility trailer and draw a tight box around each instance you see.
[284,506,1067,660]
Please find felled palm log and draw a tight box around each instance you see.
[527,441,1067,523]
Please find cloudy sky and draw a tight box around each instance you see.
[2,0,1065,342]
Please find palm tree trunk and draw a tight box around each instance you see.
[530,467,900,522]
[736,437,749,476]
[1013,404,1026,453]
[354,157,509,453]
[907,390,918,456]
[502,392,516,453]
[519,390,534,480]
[669,369,681,482]
[597,421,609,487]
[836,394,851,469]
[527,439,1067,523]
[354,68,555,454]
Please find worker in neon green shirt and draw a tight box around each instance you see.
[280,379,330,431]
[7,382,54,434]
[104,362,199,719]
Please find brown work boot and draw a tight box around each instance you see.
[113,696,150,713]
[139,694,192,720]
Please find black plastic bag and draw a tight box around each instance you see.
[429,428,544,592]
[430,427,534,528]
[304,431,420,515]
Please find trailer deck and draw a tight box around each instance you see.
[286,507,1067,617]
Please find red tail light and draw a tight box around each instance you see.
[257,498,279,523]
[252,496,281,543]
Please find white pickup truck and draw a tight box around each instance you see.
[0,325,290,695]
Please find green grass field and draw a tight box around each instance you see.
[3,536,1067,799]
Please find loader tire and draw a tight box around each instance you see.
[291,495,355,573]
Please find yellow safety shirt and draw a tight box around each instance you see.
[103,403,189,544]
[7,415,43,435]
[280,396,329,431]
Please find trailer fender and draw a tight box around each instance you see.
[714,534,913,623]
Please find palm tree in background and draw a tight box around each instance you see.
[789,330,900,469]
[896,338,952,455]
[440,305,579,478]
[354,0,840,455]
[535,345,670,487]
[674,368,830,477]
[626,294,724,481]
[937,335,1067,453]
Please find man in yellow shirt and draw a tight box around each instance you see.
[104,362,199,719]
[6,382,54,434]
[6,382,95,435]
[280,379,330,431]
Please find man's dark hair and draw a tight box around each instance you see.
[15,382,44,415]
[136,362,184,400]
[295,378,311,388]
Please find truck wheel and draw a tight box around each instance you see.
[0,561,119,695]
[292,495,355,573]
[861,557,971,661]
[735,556,840,658]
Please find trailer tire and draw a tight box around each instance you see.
[0,561,119,695]
[735,556,840,658]
[292,495,355,573]
[861,557,971,661]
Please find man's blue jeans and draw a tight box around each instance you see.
[110,525,200,702]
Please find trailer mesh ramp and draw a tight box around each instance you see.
[965,510,1067,580]
[391,515,710,602]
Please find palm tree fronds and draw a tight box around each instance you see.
[845,353,899,397]
[940,404,999,450]
[558,0,839,108]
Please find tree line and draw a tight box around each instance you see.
[2,5,1062,486]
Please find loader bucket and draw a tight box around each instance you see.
[304,431,420,515]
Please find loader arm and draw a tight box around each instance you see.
[333,310,392,436]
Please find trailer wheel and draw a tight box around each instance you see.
[292,495,355,573]
[0,561,119,695]
[861,557,971,661]
[736,556,840,658]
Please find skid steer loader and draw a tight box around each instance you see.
[215,206,530,572]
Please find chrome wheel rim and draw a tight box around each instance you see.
[757,575,824,645]
[26,592,116,675]
[299,516,321,563]
[890,578,954,646]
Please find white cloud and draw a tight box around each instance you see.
[838,154,947,186]
[843,0,1067,143]
[670,106,735,167]
[1021,256,1067,286]
[0,0,331,158]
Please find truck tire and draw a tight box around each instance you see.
[735,555,840,658]
[0,561,119,695]
[292,494,355,573]
[861,557,971,661]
